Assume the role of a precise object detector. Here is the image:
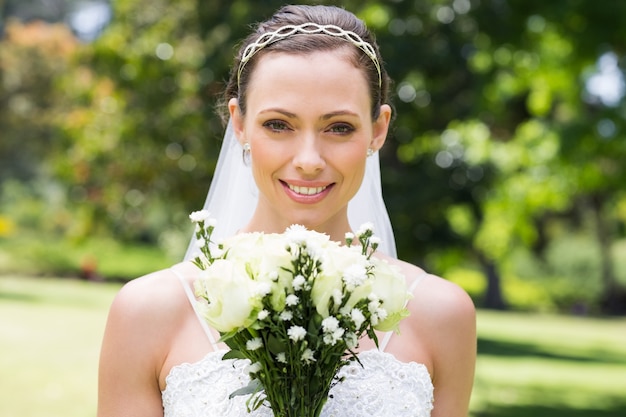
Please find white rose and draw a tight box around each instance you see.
[193,259,262,333]
[311,244,368,317]
[369,258,411,332]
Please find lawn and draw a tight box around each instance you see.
[1,275,625,417]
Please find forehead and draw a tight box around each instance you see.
[245,50,371,110]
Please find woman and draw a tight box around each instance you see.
[97,5,476,417]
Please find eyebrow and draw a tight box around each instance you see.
[259,108,359,120]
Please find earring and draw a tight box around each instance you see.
[243,143,251,165]
[367,148,374,157]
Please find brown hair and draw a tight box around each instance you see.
[220,5,391,121]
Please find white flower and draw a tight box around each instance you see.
[332,289,343,305]
[280,311,293,321]
[189,210,212,223]
[287,325,307,342]
[255,282,273,297]
[276,352,287,363]
[370,236,381,248]
[257,310,269,320]
[323,327,345,346]
[246,337,263,351]
[350,308,365,329]
[322,316,340,333]
[301,348,316,364]
[286,294,299,306]
[356,222,374,236]
[195,237,206,248]
[284,224,309,244]
[293,274,306,291]
[368,259,412,332]
[246,362,261,374]
[345,232,355,241]
[342,264,368,291]
[193,259,261,332]
[345,332,358,350]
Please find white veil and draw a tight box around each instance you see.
[184,119,397,260]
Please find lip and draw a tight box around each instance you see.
[280,180,334,203]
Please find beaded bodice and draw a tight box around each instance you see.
[162,349,433,417]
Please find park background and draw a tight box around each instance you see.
[0,0,625,416]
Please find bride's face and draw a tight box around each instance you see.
[230,49,391,234]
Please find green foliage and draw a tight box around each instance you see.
[2,0,626,311]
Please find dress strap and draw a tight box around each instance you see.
[379,270,428,352]
[170,266,220,351]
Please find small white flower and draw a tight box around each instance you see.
[332,289,343,305]
[286,294,299,306]
[368,299,380,314]
[345,332,358,349]
[350,308,365,328]
[195,237,206,248]
[301,348,316,364]
[246,362,262,374]
[370,236,381,247]
[285,224,309,244]
[246,337,263,351]
[255,282,272,297]
[268,271,279,281]
[189,210,212,223]
[280,311,293,321]
[322,316,340,333]
[206,218,217,228]
[257,310,269,320]
[276,352,287,363]
[356,222,374,236]
[343,264,368,290]
[293,275,306,291]
[287,325,307,342]
[332,327,345,340]
[323,328,345,346]
[345,232,355,241]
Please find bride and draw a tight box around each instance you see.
[97,4,475,417]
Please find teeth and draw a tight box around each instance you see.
[288,184,327,195]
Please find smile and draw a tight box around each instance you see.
[287,184,328,195]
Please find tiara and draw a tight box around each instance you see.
[237,23,382,89]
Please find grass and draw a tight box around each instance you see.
[1,275,625,417]
[0,235,177,280]
[472,311,626,416]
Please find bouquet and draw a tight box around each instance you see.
[189,210,411,417]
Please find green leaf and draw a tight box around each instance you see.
[229,378,264,399]
[222,349,247,360]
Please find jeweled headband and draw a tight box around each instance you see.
[237,23,382,89]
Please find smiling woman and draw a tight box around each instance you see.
[97,5,476,417]
[229,51,390,240]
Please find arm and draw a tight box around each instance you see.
[97,274,173,417]
[421,278,476,417]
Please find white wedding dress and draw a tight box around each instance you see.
[162,270,434,417]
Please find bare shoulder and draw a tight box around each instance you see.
[98,262,200,416]
[381,257,476,369]
[391,257,475,324]
[101,262,201,362]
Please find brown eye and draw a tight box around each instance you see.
[328,123,355,134]
[263,120,289,132]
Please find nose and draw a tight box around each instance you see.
[292,134,326,174]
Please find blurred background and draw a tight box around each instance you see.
[0,0,625,416]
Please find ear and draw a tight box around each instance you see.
[228,98,245,145]
[370,104,392,152]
